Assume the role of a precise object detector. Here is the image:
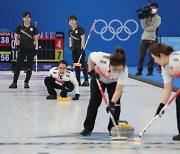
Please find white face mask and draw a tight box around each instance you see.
[151,8,157,14]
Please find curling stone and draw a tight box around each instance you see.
[111,120,134,138]
[57,97,70,101]
[73,63,82,67]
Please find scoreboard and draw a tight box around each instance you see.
[38,32,64,62]
[0,32,11,62]
[0,32,11,70]
[0,32,64,71]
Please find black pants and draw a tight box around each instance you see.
[176,95,180,134]
[137,40,156,72]
[13,47,35,83]
[72,49,88,82]
[44,77,74,97]
[83,79,121,132]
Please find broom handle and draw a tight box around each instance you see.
[77,20,96,63]
[35,55,38,72]
[96,79,117,127]
[139,89,180,138]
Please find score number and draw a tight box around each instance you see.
[0,33,11,62]
[0,36,10,44]
[0,53,10,62]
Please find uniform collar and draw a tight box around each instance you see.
[23,23,31,28]
[72,25,78,30]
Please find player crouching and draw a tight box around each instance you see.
[44,60,80,100]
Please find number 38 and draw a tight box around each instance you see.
[0,37,10,44]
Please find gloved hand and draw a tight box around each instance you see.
[72,93,80,100]
[88,69,99,79]
[106,101,115,115]
[155,103,165,116]
[70,47,74,51]
[34,48,39,55]
[81,48,85,54]
[15,45,20,52]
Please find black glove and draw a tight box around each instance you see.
[72,93,80,100]
[81,48,85,54]
[155,103,165,116]
[106,101,115,115]
[70,47,74,51]
[88,69,99,79]
[34,48,39,55]
[15,45,20,52]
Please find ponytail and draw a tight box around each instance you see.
[116,46,125,55]
[110,47,126,67]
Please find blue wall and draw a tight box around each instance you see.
[1,0,180,66]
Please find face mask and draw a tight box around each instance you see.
[151,8,157,14]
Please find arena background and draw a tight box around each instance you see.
[0,0,180,68]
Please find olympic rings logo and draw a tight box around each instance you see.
[94,19,138,41]
[43,64,52,70]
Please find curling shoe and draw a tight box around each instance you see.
[109,131,112,137]
[9,83,17,88]
[135,71,142,76]
[46,95,57,100]
[173,134,180,141]
[81,81,89,86]
[24,82,30,88]
[80,129,91,136]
